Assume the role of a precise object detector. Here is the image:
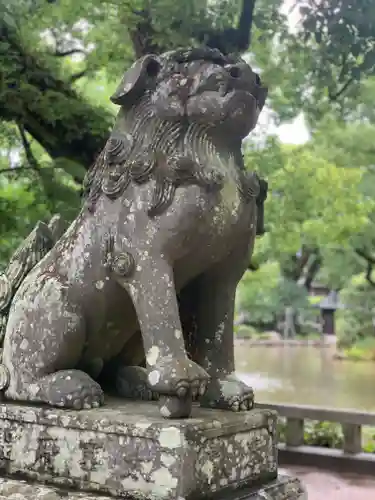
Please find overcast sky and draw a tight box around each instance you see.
[267,0,310,145]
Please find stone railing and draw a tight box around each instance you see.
[256,402,375,475]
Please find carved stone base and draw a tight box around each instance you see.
[0,398,306,499]
[0,475,307,499]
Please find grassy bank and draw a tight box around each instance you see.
[337,337,375,362]
[234,324,322,341]
[235,324,375,362]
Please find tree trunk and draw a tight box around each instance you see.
[283,306,296,339]
[0,22,113,169]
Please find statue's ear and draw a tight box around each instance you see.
[110,54,161,106]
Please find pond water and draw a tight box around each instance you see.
[234,342,375,411]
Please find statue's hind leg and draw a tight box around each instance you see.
[115,366,159,401]
[99,357,159,402]
[194,241,255,412]
[2,276,104,409]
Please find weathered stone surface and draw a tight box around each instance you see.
[256,476,307,500]
[0,477,113,499]
[0,475,306,499]
[0,46,269,419]
[0,399,279,499]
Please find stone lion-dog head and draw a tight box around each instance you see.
[83,47,268,228]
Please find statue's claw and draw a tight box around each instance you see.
[200,374,254,412]
[146,357,209,418]
[158,394,192,419]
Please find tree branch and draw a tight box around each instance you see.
[128,1,257,57]
[0,165,58,175]
[69,69,88,82]
[0,166,32,175]
[17,124,39,170]
[236,0,257,50]
[355,249,375,288]
[54,48,86,57]
[328,77,355,101]
[355,248,375,264]
[17,124,57,209]
[129,9,163,57]
[205,0,256,54]
[0,20,112,170]
[303,253,322,291]
[284,247,321,290]
[365,261,375,288]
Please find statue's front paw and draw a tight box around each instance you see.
[34,370,105,410]
[147,357,210,418]
[200,374,254,412]
[147,357,209,399]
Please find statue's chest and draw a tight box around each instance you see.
[208,172,255,235]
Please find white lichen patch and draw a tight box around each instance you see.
[160,405,171,418]
[160,453,175,468]
[141,461,153,475]
[201,460,214,482]
[95,280,105,290]
[19,339,29,351]
[146,346,160,366]
[214,321,225,342]
[148,370,160,386]
[158,427,181,449]
[150,467,178,489]
[134,421,153,432]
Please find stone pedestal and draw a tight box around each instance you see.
[0,398,306,499]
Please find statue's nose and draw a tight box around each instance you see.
[189,68,227,97]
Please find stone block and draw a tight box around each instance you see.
[0,475,307,499]
[0,398,284,499]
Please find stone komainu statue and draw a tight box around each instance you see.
[0,47,268,418]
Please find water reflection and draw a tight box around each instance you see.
[234,342,375,411]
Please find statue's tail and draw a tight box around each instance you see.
[0,214,67,364]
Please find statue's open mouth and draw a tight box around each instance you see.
[160,48,267,112]
[152,65,264,127]
[190,82,262,111]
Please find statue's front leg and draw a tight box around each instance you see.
[117,256,209,418]
[195,247,254,412]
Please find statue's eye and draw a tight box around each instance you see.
[228,66,241,78]
[146,58,161,77]
[255,74,261,85]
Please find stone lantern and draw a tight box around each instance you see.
[319,290,341,335]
